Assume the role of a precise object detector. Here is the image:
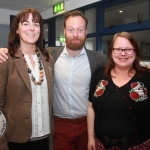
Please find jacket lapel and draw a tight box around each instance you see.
[14,50,31,92]
[50,48,63,63]
[86,48,96,75]
[41,54,53,95]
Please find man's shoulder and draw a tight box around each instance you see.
[85,49,107,69]
[86,49,107,59]
[46,47,63,55]
[46,47,64,63]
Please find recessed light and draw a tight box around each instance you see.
[119,10,123,13]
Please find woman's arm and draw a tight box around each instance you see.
[87,101,95,150]
[0,54,10,150]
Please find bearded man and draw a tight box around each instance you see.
[50,10,107,150]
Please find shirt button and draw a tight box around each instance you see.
[129,107,132,110]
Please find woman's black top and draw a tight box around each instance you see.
[89,68,150,146]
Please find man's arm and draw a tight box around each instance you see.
[0,48,8,63]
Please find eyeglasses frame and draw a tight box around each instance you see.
[112,48,135,54]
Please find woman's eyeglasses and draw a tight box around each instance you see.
[112,48,134,54]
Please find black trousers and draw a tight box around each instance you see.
[8,137,49,150]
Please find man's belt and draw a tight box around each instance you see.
[54,116,86,123]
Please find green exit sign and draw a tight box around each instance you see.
[53,1,65,14]
[59,37,66,42]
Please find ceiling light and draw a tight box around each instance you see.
[119,10,123,13]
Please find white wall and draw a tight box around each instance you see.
[0,0,100,24]
[0,24,10,47]
[41,0,101,19]
[0,8,19,25]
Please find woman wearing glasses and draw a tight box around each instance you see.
[87,32,150,150]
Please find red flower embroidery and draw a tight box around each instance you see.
[129,82,148,102]
[94,80,108,98]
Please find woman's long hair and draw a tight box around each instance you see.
[104,32,148,78]
[8,8,49,61]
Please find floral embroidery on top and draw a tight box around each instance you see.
[94,80,108,97]
[129,82,148,102]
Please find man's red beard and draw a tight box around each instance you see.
[66,37,86,51]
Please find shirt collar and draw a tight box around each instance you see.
[63,45,86,58]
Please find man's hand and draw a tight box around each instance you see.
[0,48,8,63]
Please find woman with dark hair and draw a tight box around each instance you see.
[0,8,54,150]
[87,32,150,150]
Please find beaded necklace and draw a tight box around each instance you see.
[22,49,44,85]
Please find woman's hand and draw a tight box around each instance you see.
[88,137,96,150]
[87,102,96,150]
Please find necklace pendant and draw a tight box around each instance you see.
[22,48,44,85]
[39,66,43,70]
[40,74,44,78]
[34,81,38,85]
[28,68,31,73]
[31,76,35,81]
[40,70,43,74]
[40,78,43,82]
[38,81,42,85]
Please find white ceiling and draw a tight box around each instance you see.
[0,0,64,13]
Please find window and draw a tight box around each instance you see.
[85,37,96,51]
[55,15,65,46]
[85,8,96,33]
[44,23,48,47]
[104,0,149,27]
[102,30,150,59]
